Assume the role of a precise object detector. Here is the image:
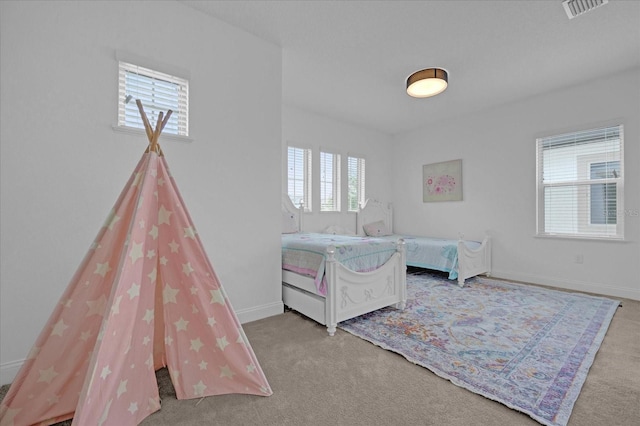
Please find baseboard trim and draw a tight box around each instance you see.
[236,300,284,324]
[491,269,640,301]
[1,359,23,387]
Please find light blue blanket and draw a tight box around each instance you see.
[378,235,480,280]
[282,233,398,296]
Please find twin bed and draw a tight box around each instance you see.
[356,199,492,286]
[281,196,491,335]
[281,195,407,336]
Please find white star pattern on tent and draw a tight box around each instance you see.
[163,284,179,304]
[51,319,69,337]
[37,366,58,384]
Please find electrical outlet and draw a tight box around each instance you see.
[575,254,584,264]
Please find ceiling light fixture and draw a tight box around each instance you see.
[406,68,448,98]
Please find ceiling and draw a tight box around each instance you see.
[181,0,640,135]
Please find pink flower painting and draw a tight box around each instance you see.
[423,159,463,202]
[425,174,456,195]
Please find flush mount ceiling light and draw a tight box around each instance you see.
[406,68,448,98]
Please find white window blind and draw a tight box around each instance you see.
[118,62,189,137]
[348,156,366,212]
[287,146,312,211]
[536,125,623,239]
[320,151,341,212]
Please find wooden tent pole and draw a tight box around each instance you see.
[159,110,173,133]
[135,99,173,155]
[135,100,154,143]
[151,111,164,153]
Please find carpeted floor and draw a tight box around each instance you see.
[1,273,639,426]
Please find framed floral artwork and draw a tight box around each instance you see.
[423,159,462,202]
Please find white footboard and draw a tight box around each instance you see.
[282,240,406,336]
[324,240,406,335]
[457,236,491,286]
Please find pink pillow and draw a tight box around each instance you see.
[363,220,391,237]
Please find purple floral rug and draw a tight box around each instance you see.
[338,271,619,426]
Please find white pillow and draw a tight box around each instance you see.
[282,212,298,234]
[363,220,391,237]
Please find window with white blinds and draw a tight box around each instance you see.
[287,146,312,211]
[348,156,366,212]
[320,151,341,212]
[536,125,624,239]
[118,62,189,137]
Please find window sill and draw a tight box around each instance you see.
[535,234,626,243]
[112,125,193,144]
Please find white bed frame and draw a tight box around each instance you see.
[356,199,492,286]
[282,195,407,336]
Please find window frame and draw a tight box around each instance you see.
[116,61,190,140]
[287,145,312,212]
[536,124,624,240]
[319,150,341,212]
[347,155,366,212]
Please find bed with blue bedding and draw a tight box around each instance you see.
[281,195,407,336]
[356,199,491,287]
[378,235,482,281]
[282,233,400,296]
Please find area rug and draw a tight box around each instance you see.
[338,271,619,426]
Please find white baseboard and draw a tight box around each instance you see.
[1,359,23,387]
[236,300,284,324]
[491,269,640,301]
[1,301,285,387]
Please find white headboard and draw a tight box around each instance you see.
[356,199,393,236]
[282,194,303,232]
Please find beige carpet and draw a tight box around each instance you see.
[1,296,639,425]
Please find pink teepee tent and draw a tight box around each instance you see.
[0,102,272,426]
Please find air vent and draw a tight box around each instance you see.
[562,0,609,19]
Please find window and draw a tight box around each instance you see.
[118,62,189,137]
[320,151,341,212]
[348,156,366,212]
[536,125,623,239]
[287,146,312,211]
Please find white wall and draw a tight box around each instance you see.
[0,0,283,385]
[282,105,393,233]
[391,67,640,301]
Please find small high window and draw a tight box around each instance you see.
[118,62,189,137]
